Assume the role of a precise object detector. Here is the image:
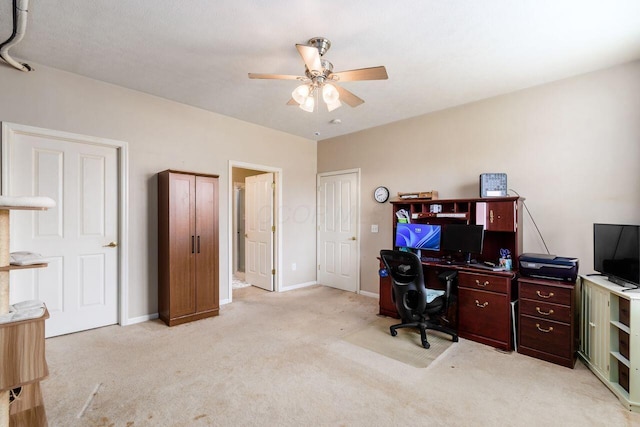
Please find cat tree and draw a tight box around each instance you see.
[0,197,54,427]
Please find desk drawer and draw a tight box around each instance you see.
[519,315,572,359]
[520,281,572,306]
[519,298,571,324]
[458,271,511,294]
[458,288,510,343]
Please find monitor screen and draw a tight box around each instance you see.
[440,224,484,255]
[394,223,441,251]
[594,223,640,287]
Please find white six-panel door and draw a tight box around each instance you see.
[317,171,359,293]
[245,173,274,291]
[6,130,119,337]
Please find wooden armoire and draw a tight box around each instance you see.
[157,170,219,326]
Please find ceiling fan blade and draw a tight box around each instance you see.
[331,66,388,82]
[332,83,364,107]
[286,98,299,105]
[296,44,322,74]
[248,73,304,80]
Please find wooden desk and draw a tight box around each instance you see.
[379,261,517,351]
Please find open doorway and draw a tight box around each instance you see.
[228,162,282,301]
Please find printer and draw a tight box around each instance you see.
[518,253,579,282]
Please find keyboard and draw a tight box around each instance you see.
[471,263,507,272]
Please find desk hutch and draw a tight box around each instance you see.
[380,196,523,351]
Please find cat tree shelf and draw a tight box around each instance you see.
[0,196,55,427]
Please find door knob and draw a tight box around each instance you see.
[103,241,118,248]
[349,236,356,241]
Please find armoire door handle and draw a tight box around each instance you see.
[191,236,195,254]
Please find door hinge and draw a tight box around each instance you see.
[272,225,276,232]
[318,264,320,270]
[272,269,275,275]
[271,182,275,189]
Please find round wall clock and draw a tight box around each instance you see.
[374,186,390,203]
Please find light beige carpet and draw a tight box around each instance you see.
[39,285,640,426]
[342,317,453,368]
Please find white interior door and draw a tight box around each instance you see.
[6,130,119,337]
[245,173,274,291]
[317,171,359,293]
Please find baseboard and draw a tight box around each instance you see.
[358,290,378,299]
[126,312,159,325]
[280,281,318,292]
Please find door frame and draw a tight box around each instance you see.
[316,168,361,293]
[228,161,281,303]
[1,122,130,326]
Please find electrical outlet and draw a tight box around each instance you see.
[292,263,297,271]
[371,224,379,233]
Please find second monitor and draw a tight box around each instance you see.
[441,224,484,263]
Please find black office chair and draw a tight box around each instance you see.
[380,249,458,349]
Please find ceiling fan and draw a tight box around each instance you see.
[248,37,388,112]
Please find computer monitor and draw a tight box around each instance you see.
[441,224,484,263]
[394,223,441,251]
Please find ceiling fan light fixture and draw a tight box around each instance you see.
[322,83,340,104]
[326,99,342,112]
[299,95,315,112]
[292,84,312,105]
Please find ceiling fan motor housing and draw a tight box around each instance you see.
[308,37,331,56]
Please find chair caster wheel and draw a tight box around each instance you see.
[422,341,431,349]
[452,336,459,342]
[390,329,397,337]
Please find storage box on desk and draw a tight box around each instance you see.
[0,308,49,391]
[518,253,579,282]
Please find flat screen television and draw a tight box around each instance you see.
[440,224,484,263]
[594,223,640,288]
[394,223,441,251]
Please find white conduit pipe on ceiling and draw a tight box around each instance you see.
[0,0,33,72]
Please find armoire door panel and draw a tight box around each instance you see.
[195,176,219,312]
[168,174,196,318]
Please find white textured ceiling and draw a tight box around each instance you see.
[1,1,640,140]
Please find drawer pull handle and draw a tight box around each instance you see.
[475,280,489,287]
[475,300,488,308]
[536,323,554,333]
[536,307,554,316]
[536,290,554,299]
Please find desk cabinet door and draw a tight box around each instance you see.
[458,288,510,344]
[478,201,515,232]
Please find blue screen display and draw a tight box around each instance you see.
[395,223,441,251]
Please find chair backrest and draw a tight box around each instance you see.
[380,249,428,321]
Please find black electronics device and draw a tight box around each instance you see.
[594,223,640,289]
[479,173,507,198]
[441,224,484,263]
[519,253,579,282]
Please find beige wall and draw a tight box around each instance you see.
[0,63,318,321]
[319,61,640,294]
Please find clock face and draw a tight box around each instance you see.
[374,186,389,203]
